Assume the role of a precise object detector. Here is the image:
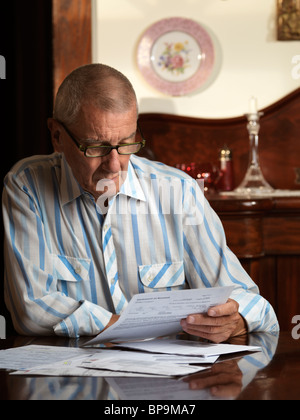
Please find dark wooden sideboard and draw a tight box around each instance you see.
[209,194,300,331]
[139,88,300,332]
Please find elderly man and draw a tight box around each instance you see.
[2,64,279,342]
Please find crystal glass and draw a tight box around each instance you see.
[176,162,221,193]
[233,112,273,196]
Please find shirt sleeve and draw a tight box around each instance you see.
[182,179,279,334]
[2,170,113,338]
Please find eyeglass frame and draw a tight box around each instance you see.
[57,120,146,158]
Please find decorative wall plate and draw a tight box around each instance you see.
[137,17,215,96]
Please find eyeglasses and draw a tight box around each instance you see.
[59,121,146,158]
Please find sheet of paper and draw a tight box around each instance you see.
[80,350,208,377]
[84,286,234,345]
[11,349,208,378]
[10,353,167,378]
[115,339,262,357]
[0,344,104,371]
[11,368,166,378]
[153,354,219,364]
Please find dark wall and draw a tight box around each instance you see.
[0,0,54,332]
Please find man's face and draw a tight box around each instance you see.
[49,104,138,199]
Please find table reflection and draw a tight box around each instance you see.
[4,332,279,400]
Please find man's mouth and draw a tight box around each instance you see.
[94,173,119,183]
[106,174,119,181]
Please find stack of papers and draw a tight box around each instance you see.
[0,345,210,377]
[0,340,261,378]
[0,288,261,377]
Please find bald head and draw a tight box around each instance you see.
[53,64,138,126]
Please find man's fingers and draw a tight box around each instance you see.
[185,313,224,326]
[184,300,240,326]
[185,309,240,328]
[207,299,239,318]
[180,299,245,343]
[181,319,237,335]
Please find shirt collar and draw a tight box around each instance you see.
[60,154,84,206]
[119,159,146,202]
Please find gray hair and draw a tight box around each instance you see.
[53,64,138,126]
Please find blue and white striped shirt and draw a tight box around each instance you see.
[2,153,279,337]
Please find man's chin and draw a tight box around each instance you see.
[94,177,119,198]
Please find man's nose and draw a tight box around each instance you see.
[102,149,121,172]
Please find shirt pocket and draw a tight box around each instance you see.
[52,254,91,283]
[138,261,185,290]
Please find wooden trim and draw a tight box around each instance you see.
[139,88,300,190]
[52,0,92,97]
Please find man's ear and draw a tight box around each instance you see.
[47,118,63,152]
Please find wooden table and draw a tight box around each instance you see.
[0,332,299,401]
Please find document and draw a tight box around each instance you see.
[80,350,208,377]
[150,354,219,364]
[84,286,234,345]
[11,365,167,378]
[11,348,209,378]
[115,339,261,357]
[0,344,103,371]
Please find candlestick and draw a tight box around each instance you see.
[249,97,258,114]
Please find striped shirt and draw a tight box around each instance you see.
[2,153,279,337]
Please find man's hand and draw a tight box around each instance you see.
[180,299,247,343]
[95,315,120,347]
[102,314,120,332]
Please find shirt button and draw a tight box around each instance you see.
[75,266,82,275]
